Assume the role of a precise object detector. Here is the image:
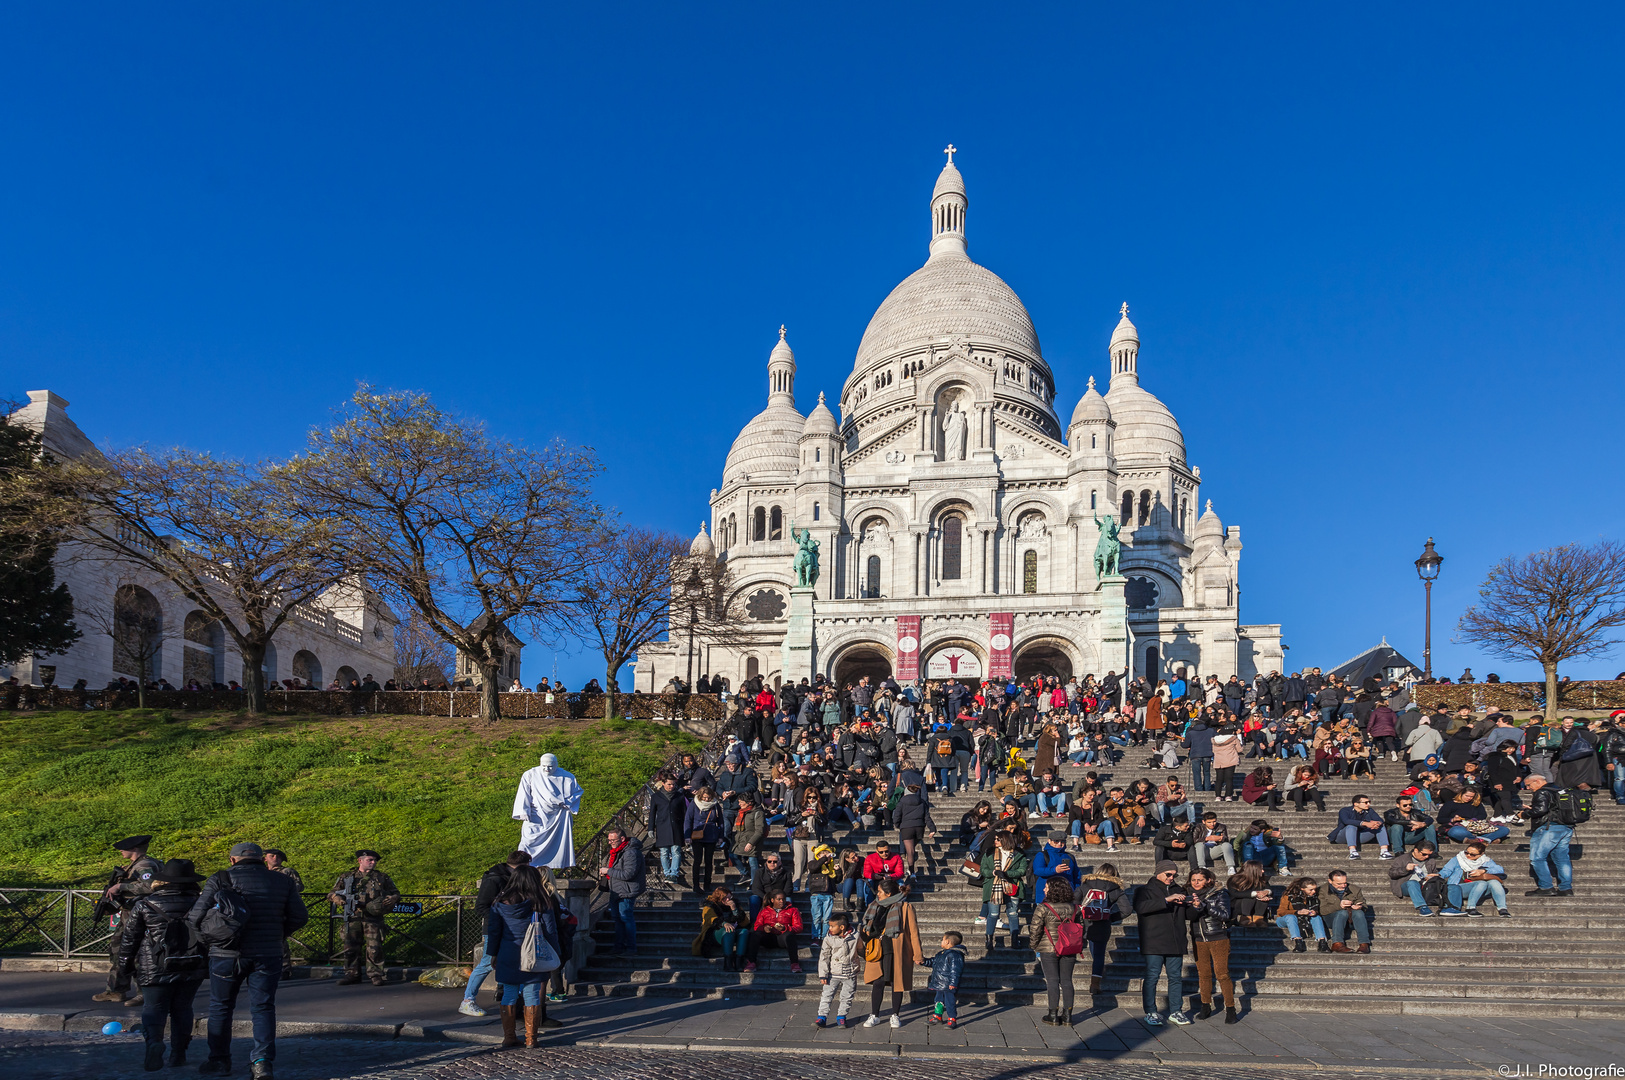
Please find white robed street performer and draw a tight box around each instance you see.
[512,752,584,868]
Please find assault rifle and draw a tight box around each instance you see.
[339,876,359,920]
[91,867,123,922]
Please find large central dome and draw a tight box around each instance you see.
[854,252,1041,372]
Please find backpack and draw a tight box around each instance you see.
[145,904,206,976]
[1080,886,1114,922]
[195,872,251,950]
[1043,903,1084,956]
[935,736,955,759]
[1553,787,1592,826]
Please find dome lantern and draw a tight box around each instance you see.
[929,145,968,260]
[768,325,796,406]
[1109,302,1140,386]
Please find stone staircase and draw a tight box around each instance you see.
[574,743,1625,1018]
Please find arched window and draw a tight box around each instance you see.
[1090,433,1096,449]
[1023,550,1038,594]
[1090,490,1098,510]
[941,516,963,580]
[746,656,760,680]
[292,649,323,689]
[753,507,766,542]
[813,502,821,521]
[769,506,783,541]
[1179,497,1188,532]
[815,447,821,462]
[1138,490,1152,526]
[113,585,164,682]
[865,555,881,598]
[1120,491,1134,525]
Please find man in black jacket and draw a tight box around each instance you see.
[750,851,794,923]
[648,773,689,884]
[187,841,309,1079]
[1522,776,1574,897]
[1133,862,1194,1027]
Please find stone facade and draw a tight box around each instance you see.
[638,153,1283,690]
[2,390,396,689]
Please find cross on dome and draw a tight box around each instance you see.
[779,325,787,340]
[1120,302,1130,317]
[943,144,957,164]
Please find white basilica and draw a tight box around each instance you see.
[638,151,1282,691]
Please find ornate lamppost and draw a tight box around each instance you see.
[1414,538,1443,680]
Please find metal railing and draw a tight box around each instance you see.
[0,889,481,965]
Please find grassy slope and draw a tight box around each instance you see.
[0,710,699,894]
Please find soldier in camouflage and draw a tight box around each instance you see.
[91,835,162,1005]
[264,848,304,978]
[328,849,400,986]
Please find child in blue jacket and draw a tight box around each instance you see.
[927,931,967,1026]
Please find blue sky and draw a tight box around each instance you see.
[4,4,1623,687]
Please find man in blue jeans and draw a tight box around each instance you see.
[187,841,308,1079]
[600,827,646,955]
[1522,776,1575,897]
[1132,861,1192,1026]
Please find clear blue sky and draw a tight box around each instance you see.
[5,4,1623,687]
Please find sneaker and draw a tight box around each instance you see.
[1143,1013,1164,1026]
[889,1015,902,1028]
[1497,909,1512,918]
[1379,850,1395,860]
[814,1017,826,1028]
[973,916,987,925]
[945,1018,956,1028]
[1348,851,1360,861]
[1464,909,1484,919]
[457,999,486,1017]
[1414,908,1435,917]
[1028,813,1043,820]
[926,1015,940,1026]
[1168,1011,1193,1026]
[837,1017,847,1027]
[1524,888,1554,897]
[862,1015,882,1028]
[1554,889,1574,897]
[1439,909,1464,917]
[546,991,568,1003]
[744,961,757,972]
[789,963,803,973]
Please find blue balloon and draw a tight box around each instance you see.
[100,1021,122,1035]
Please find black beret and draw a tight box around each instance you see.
[113,835,153,851]
[355,849,382,860]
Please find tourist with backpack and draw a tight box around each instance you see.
[1522,774,1583,897]
[186,841,309,1079]
[1076,864,1126,996]
[117,858,208,1071]
[1031,878,1083,1026]
[1185,868,1239,1023]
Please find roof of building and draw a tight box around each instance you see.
[1329,638,1420,685]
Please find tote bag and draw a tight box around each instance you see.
[521,912,562,973]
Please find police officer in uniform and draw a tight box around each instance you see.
[91,835,162,1004]
[264,849,304,978]
[328,850,400,986]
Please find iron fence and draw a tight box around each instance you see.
[0,889,481,965]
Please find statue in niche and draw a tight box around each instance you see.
[942,401,968,461]
[790,523,820,588]
[1018,514,1046,540]
[1092,512,1121,579]
[863,521,889,545]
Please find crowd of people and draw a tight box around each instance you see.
[642,666,1618,1028]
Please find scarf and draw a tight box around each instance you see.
[694,797,717,813]
[1454,851,1490,874]
[605,839,628,872]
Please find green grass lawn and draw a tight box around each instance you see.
[0,709,700,894]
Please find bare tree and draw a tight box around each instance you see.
[1457,540,1625,720]
[74,574,186,709]
[290,388,601,721]
[64,450,350,713]
[394,609,454,687]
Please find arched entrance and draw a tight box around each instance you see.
[335,665,359,688]
[922,642,984,681]
[1014,640,1074,682]
[831,644,892,688]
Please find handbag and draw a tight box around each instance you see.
[958,857,983,881]
[520,912,561,973]
[1084,831,1102,845]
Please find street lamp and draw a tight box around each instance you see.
[1414,538,1443,680]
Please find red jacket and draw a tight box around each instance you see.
[752,903,804,935]
[862,852,905,880]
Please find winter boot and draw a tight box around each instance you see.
[523,1004,540,1048]
[1225,1006,1240,1024]
[500,1005,520,1048]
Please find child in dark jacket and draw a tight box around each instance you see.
[927,931,968,1026]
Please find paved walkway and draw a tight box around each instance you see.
[4,971,1625,1076]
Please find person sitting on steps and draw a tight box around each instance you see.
[1320,869,1372,953]
[1274,876,1329,952]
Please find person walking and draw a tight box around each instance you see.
[1211,725,1242,802]
[1184,714,1216,792]
[187,841,308,1079]
[261,850,303,979]
[1522,775,1575,897]
[1134,861,1193,1026]
[483,865,560,1050]
[647,773,688,886]
[599,827,647,956]
[860,876,924,1028]
[1185,868,1239,1023]
[684,787,725,896]
[1031,879,1081,1026]
[979,832,1031,954]
[93,835,163,1006]
[117,858,208,1071]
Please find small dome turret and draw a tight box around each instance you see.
[802,391,838,438]
[1069,375,1111,427]
[689,521,715,558]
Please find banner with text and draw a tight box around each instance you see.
[988,612,1014,680]
[895,616,921,680]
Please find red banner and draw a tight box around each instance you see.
[988,612,1014,680]
[895,616,921,680]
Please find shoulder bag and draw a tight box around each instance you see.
[521,912,562,973]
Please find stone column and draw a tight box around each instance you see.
[1098,573,1129,676]
[781,587,816,685]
